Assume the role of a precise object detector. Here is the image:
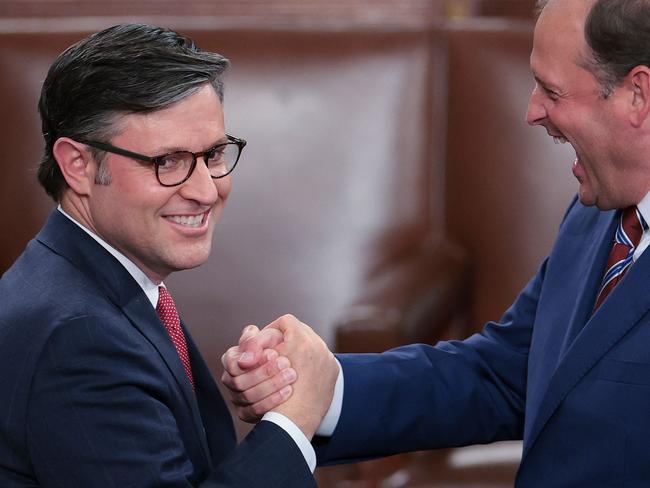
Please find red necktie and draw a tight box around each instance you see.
[594,206,645,311]
[156,286,195,389]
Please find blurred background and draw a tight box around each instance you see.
[0,0,577,485]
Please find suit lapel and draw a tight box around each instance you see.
[36,211,213,464]
[523,210,650,458]
[557,211,619,357]
[185,331,236,466]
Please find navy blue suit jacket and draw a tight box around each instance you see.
[0,210,315,488]
[316,197,650,485]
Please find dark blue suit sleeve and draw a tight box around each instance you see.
[315,258,546,465]
[27,315,314,488]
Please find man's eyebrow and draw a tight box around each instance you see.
[150,136,228,155]
[534,75,559,92]
[208,136,229,147]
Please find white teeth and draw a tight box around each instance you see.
[168,214,203,227]
[553,136,568,144]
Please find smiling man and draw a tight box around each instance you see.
[0,24,334,487]
[526,0,650,210]
[223,0,650,485]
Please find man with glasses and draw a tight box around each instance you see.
[0,23,335,487]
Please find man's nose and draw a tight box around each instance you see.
[526,86,546,126]
[179,157,219,203]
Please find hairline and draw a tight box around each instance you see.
[534,0,615,98]
[83,81,223,183]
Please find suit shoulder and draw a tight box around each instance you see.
[558,198,614,237]
[3,238,112,310]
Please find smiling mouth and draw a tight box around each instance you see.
[166,213,206,228]
[553,135,568,144]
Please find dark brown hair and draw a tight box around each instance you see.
[38,23,229,200]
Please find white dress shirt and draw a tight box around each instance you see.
[633,192,650,261]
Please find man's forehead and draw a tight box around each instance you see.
[538,0,595,23]
[111,86,225,151]
[530,1,593,86]
[532,0,592,58]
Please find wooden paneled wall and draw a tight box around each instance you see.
[0,1,444,29]
[0,0,535,25]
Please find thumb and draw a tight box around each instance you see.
[238,325,260,346]
[262,314,303,341]
[238,327,284,368]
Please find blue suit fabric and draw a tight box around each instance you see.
[317,197,650,486]
[0,210,315,488]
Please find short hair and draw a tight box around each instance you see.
[584,0,650,97]
[37,23,230,201]
[535,0,550,16]
[536,0,650,98]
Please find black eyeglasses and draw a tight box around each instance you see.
[80,134,246,187]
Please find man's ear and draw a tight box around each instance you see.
[52,137,95,196]
[627,65,650,128]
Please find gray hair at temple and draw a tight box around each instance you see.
[37,23,230,201]
[536,0,650,98]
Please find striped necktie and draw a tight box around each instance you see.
[156,286,195,389]
[593,206,647,311]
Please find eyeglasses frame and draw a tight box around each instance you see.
[78,134,247,187]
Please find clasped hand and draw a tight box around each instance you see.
[221,314,338,440]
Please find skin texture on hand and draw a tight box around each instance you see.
[222,315,338,439]
[221,325,297,423]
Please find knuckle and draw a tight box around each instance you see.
[222,349,240,372]
[229,375,245,392]
[280,313,296,324]
[263,348,278,363]
[224,363,240,377]
[242,324,256,334]
[231,393,248,407]
[239,325,259,345]
[238,388,257,405]
[299,320,313,332]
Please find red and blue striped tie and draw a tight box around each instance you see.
[594,206,647,311]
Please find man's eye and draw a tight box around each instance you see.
[158,153,186,170]
[206,147,225,163]
[543,86,559,100]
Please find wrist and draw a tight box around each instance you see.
[271,405,319,440]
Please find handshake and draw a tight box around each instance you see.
[221,314,340,440]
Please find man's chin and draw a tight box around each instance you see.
[578,191,621,211]
[577,188,597,207]
[578,193,596,207]
[166,244,213,273]
[179,253,212,271]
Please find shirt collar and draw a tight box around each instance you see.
[636,191,650,230]
[57,206,161,308]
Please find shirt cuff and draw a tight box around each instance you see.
[315,358,343,437]
[262,412,316,472]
